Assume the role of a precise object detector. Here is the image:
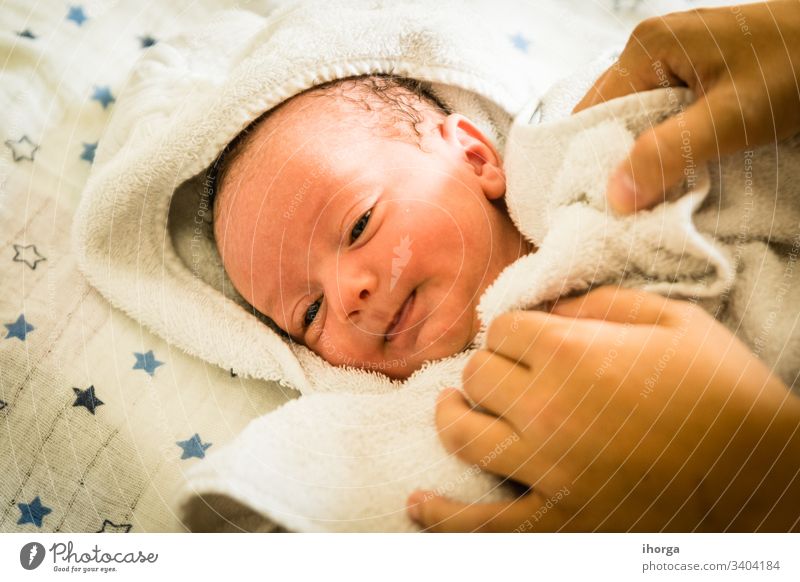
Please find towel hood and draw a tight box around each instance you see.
[71,0,535,395]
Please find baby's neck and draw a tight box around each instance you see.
[494,196,535,263]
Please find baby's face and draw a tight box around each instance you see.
[214,92,531,379]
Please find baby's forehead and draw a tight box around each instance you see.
[214,80,438,247]
[221,101,388,222]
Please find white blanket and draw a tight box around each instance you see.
[71,0,800,532]
[0,0,299,534]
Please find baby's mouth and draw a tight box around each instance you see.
[385,289,417,342]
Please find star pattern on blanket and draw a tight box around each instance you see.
[12,243,46,270]
[4,314,34,341]
[132,350,163,376]
[1,0,633,536]
[67,5,88,26]
[96,519,132,533]
[91,86,115,109]
[81,142,97,163]
[139,35,157,48]
[17,496,52,528]
[73,386,104,415]
[510,32,530,53]
[4,135,39,162]
[176,433,212,460]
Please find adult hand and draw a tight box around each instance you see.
[406,287,800,532]
[573,1,800,214]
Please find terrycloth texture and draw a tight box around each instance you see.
[72,1,800,531]
[72,1,534,397]
[72,0,535,532]
[183,84,800,532]
[497,89,800,387]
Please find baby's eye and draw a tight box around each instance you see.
[303,297,322,328]
[350,209,371,244]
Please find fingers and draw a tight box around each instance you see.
[435,388,527,480]
[607,88,744,213]
[572,67,621,114]
[484,310,564,369]
[461,349,534,422]
[572,17,685,114]
[551,286,676,326]
[406,490,551,532]
[572,59,668,114]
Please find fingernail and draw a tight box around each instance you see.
[608,168,636,214]
[407,490,430,522]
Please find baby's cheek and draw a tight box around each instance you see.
[315,329,343,364]
[405,205,464,250]
[314,328,366,368]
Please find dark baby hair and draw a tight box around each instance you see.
[207,73,449,219]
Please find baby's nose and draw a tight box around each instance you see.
[330,259,385,332]
[337,283,373,322]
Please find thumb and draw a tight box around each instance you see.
[407,489,573,532]
[406,490,506,532]
[607,90,737,214]
[551,286,677,326]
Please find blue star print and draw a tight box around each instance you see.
[73,386,104,415]
[67,6,87,26]
[4,135,39,162]
[81,142,97,163]
[96,519,132,533]
[176,434,212,460]
[510,32,530,53]
[132,350,163,376]
[5,314,34,341]
[91,86,115,109]
[12,243,46,270]
[139,35,157,48]
[17,496,52,528]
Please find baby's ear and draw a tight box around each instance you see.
[440,113,505,200]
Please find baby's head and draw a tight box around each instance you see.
[211,75,531,379]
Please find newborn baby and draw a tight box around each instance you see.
[211,75,533,379]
